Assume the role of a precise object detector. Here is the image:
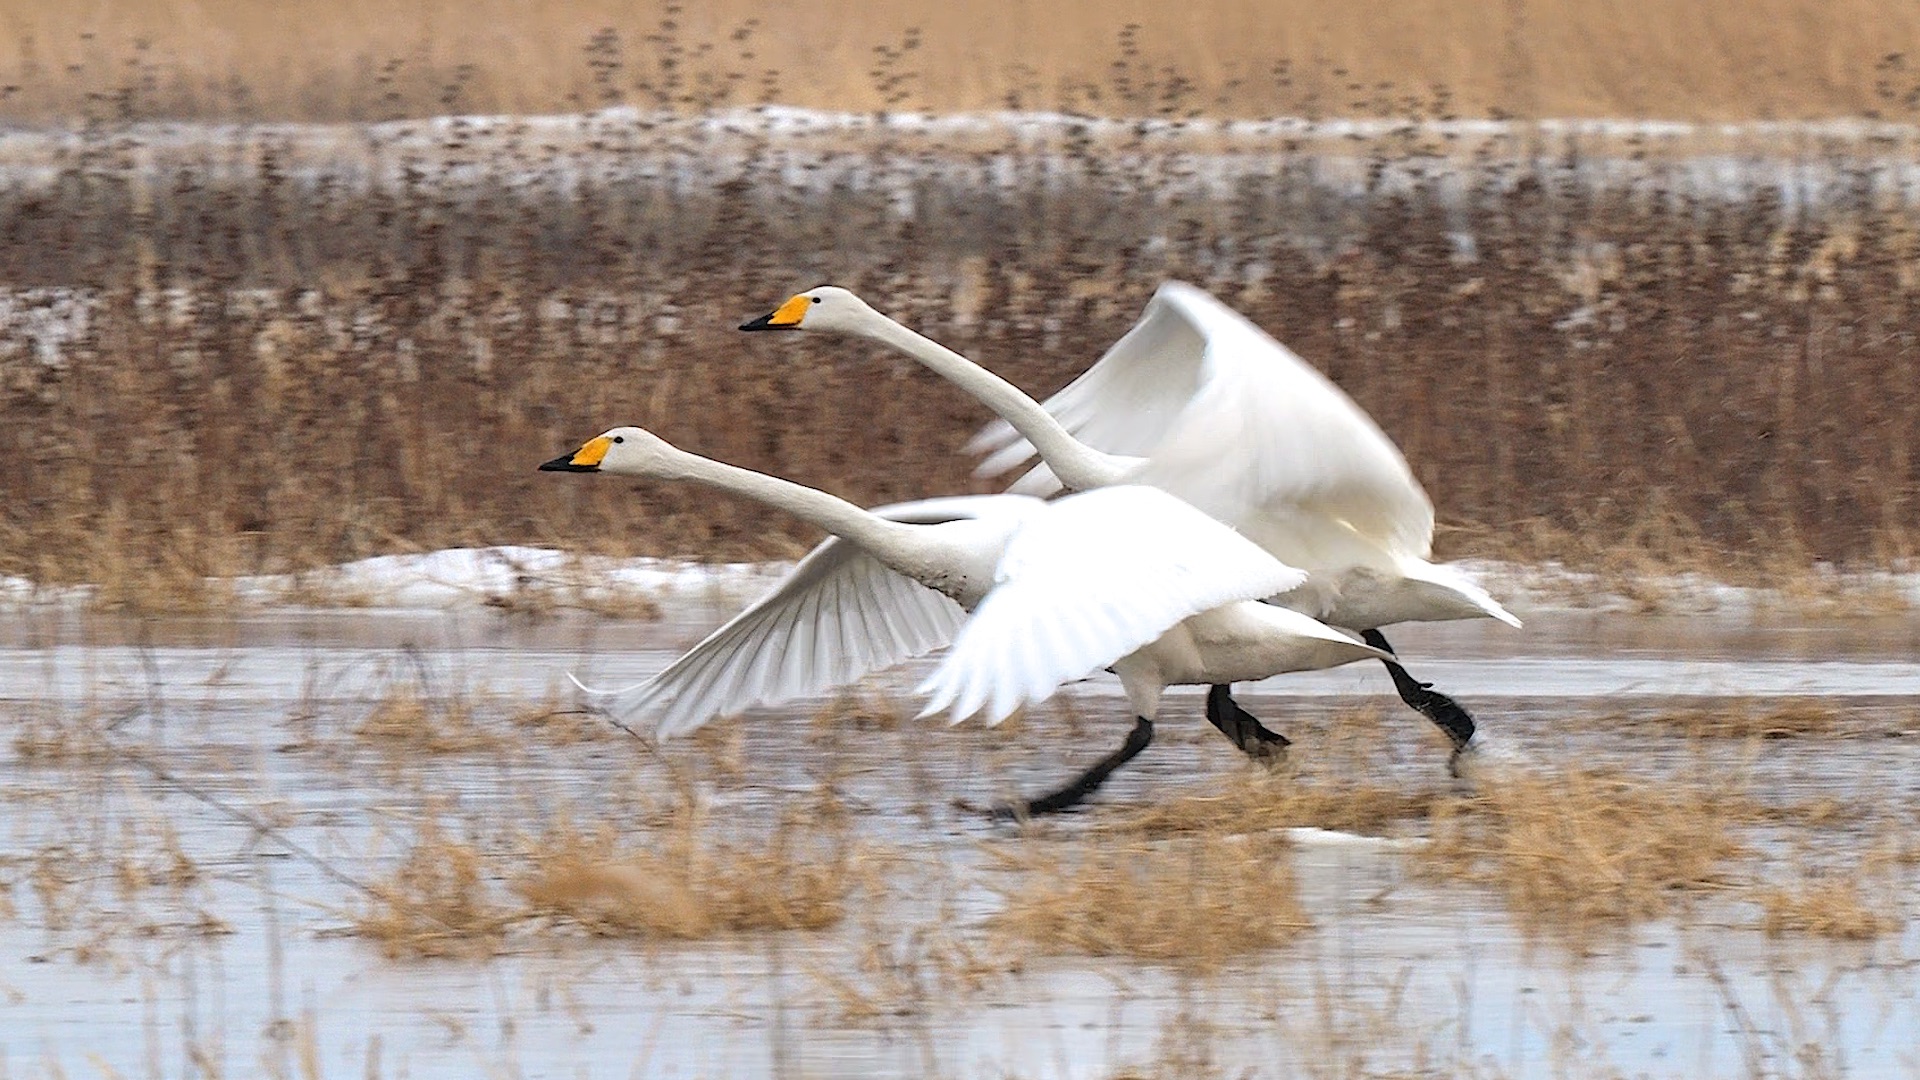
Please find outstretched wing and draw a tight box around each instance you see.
[916,485,1306,725]
[615,495,1033,737]
[968,281,1435,559]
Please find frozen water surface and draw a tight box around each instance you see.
[0,557,1918,1078]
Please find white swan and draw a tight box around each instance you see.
[741,284,1518,636]
[741,285,1519,762]
[539,427,1388,742]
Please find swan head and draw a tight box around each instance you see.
[739,285,874,334]
[538,426,676,476]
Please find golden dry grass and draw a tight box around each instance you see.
[1108,710,1443,839]
[351,677,609,755]
[1629,699,1847,740]
[988,832,1310,972]
[9,705,123,765]
[353,690,505,755]
[1756,876,1904,940]
[353,794,859,957]
[1112,773,1437,839]
[1422,767,1748,934]
[353,816,509,959]
[515,812,857,939]
[5,0,1920,121]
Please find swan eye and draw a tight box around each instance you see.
[611,436,625,444]
[810,296,820,304]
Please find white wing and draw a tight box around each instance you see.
[916,486,1307,725]
[614,495,1034,737]
[969,281,1435,559]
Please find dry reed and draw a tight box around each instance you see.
[1756,876,1905,940]
[353,816,510,959]
[4,0,1920,121]
[1629,699,1847,740]
[989,832,1311,972]
[515,811,856,939]
[1422,767,1747,933]
[1109,708,1443,839]
[353,690,503,755]
[3,41,1920,605]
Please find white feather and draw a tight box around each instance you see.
[965,282,1515,628]
[613,496,1033,737]
[972,281,1433,558]
[917,486,1307,724]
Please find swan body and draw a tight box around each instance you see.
[541,427,1389,733]
[742,284,1518,633]
[922,590,1395,726]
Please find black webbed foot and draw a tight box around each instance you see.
[1204,684,1291,760]
[979,716,1155,821]
[1361,629,1477,751]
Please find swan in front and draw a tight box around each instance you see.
[540,426,1390,813]
[741,284,1519,770]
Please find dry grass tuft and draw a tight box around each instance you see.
[10,706,123,765]
[990,833,1309,972]
[515,808,856,939]
[809,690,909,732]
[477,559,665,621]
[85,560,242,617]
[1759,563,1918,619]
[1423,768,1746,933]
[353,689,505,755]
[1107,707,1440,839]
[1643,699,1846,740]
[1756,877,1905,940]
[1109,769,1436,840]
[353,817,509,959]
[111,819,201,898]
[507,698,617,745]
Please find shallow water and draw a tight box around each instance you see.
[1,606,1918,1079]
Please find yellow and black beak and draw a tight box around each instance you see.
[539,434,611,473]
[739,293,811,332]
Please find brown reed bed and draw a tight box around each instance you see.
[3,49,1920,604]
[4,0,1920,122]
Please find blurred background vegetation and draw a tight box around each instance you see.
[3,0,1919,120]
[2,0,1919,606]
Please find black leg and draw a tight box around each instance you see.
[1361,629,1477,751]
[1205,684,1291,759]
[991,717,1155,820]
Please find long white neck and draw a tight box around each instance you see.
[638,447,955,588]
[853,310,1130,490]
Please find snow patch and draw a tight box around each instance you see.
[1282,826,1431,851]
[236,546,789,611]
[1463,559,1920,619]
[2,547,1914,620]
[0,546,790,614]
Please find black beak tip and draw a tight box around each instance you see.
[538,453,595,473]
[739,313,774,331]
